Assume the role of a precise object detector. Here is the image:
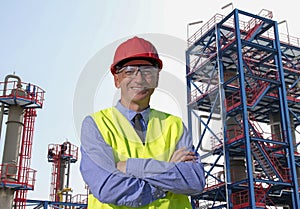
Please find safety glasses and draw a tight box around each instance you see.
[116,66,159,79]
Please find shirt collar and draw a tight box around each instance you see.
[115,101,150,124]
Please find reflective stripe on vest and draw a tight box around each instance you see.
[88,107,192,209]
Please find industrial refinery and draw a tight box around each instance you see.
[0,75,87,208]
[1,6,300,209]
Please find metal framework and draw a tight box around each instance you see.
[47,142,87,208]
[25,199,87,209]
[186,9,300,209]
[48,142,78,202]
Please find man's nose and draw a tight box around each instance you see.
[134,69,144,80]
[134,69,142,76]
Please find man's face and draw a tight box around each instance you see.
[113,60,159,107]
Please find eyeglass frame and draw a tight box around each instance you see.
[115,65,159,78]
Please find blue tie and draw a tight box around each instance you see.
[133,113,145,143]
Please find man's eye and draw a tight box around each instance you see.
[124,70,135,75]
[142,70,152,75]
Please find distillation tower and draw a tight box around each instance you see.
[0,74,45,208]
[45,141,87,208]
[186,9,300,208]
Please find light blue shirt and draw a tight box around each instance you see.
[80,102,205,207]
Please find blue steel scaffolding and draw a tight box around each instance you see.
[186,9,300,209]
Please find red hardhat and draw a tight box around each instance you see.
[110,36,163,74]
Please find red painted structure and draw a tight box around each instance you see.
[47,142,78,202]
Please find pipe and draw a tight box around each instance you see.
[269,189,292,197]
[0,74,22,142]
[3,74,22,96]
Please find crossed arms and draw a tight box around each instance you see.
[80,116,205,207]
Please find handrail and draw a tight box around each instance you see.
[0,163,36,188]
[0,80,45,108]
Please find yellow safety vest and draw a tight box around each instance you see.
[88,107,192,209]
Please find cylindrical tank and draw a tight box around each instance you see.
[2,104,24,166]
[227,116,247,181]
[269,113,282,142]
[59,160,66,191]
[0,189,14,209]
[230,158,247,181]
[0,103,24,209]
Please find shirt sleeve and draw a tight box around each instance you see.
[126,124,205,195]
[80,116,166,207]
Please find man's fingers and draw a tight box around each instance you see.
[181,155,198,162]
[170,148,197,162]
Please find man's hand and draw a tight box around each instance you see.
[117,161,127,173]
[170,147,198,163]
[117,147,197,173]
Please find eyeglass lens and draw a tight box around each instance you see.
[118,66,158,78]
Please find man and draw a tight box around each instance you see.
[47,147,55,160]
[80,36,205,208]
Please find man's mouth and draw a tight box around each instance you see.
[131,87,148,91]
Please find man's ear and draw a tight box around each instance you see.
[154,72,159,88]
[114,74,121,88]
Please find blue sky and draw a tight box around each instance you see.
[0,0,299,201]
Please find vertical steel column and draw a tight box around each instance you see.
[273,21,300,208]
[233,9,256,208]
[185,49,193,140]
[215,22,232,208]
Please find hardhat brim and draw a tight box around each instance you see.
[110,55,163,74]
